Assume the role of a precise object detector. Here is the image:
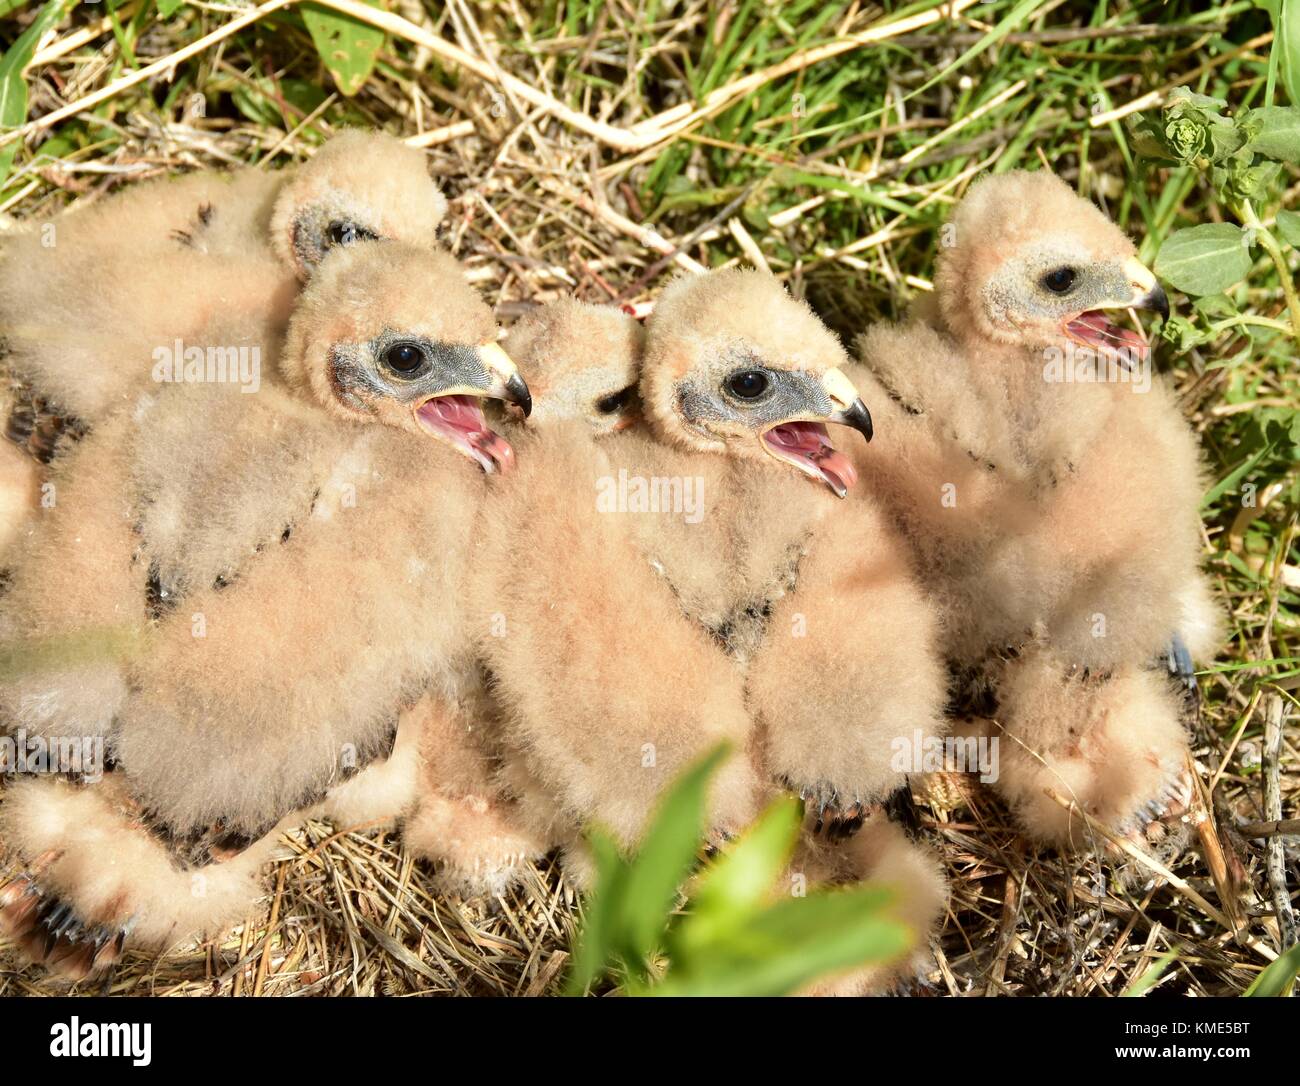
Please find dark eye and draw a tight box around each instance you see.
[327,220,378,247]
[1042,267,1077,294]
[596,387,635,414]
[384,343,425,374]
[725,370,770,400]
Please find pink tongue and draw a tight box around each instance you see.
[470,430,515,473]
[416,394,516,474]
[1070,312,1147,357]
[765,421,859,493]
[418,394,484,431]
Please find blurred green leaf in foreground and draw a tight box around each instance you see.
[565,744,913,997]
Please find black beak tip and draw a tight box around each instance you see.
[849,399,873,444]
[506,374,532,418]
[1147,283,1170,321]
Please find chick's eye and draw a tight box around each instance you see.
[596,387,635,414]
[328,221,359,246]
[385,343,424,373]
[327,221,378,247]
[725,370,769,400]
[1042,267,1077,294]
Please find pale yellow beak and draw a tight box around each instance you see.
[478,342,532,417]
[1120,256,1169,317]
[820,367,873,443]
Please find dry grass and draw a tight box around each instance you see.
[0,0,1296,996]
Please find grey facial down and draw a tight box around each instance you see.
[328,335,491,415]
[984,245,1134,323]
[291,204,382,274]
[675,355,835,440]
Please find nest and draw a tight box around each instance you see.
[0,1,1295,996]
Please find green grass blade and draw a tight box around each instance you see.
[0,0,72,186]
[1243,942,1300,996]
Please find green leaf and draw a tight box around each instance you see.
[1246,106,1300,163]
[0,0,72,187]
[1155,223,1255,295]
[302,1,386,98]
[1206,121,1249,163]
[279,78,330,118]
[156,0,186,18]
[1165,86,1228,117]
[1122,950,1179,996]
[1243,941,1300,996]
[653,885,911,997]
[1280,0,1300,107]
[614,743,731,970]
[562,829,628,996]
[671,796,801,958]
[690,796,801,915]
[1202,439,1278,509]
[1277,209,1300,247]
[1193,293,1238,318]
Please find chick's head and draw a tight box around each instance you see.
[640,270,873,498]
[270,130,449,279]
[282,241,531,474]
[934,170,1168,366]
[502,298,644,434]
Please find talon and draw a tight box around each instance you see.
[0,877,40,934]
[91,929,125,974]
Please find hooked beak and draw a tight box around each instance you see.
[821,366,873,444]
[758,367,872,499]
[408,344,531,475]
[478,341,532,417]
[1061,257,1168,368]
[1122,256,1169,319]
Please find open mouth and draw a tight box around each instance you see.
[761,421,859,498]
[1063,311,1148,368]
[415,394,516,474]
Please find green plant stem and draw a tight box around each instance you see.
[1210,314,1296,335]
[1237,201,1300,346]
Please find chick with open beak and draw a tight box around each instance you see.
[1053,254,1169,370]
[934,171,1173,374]
[281,241,531,474]
[640,269,873,497]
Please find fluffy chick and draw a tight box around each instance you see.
[0,129,447,426]
[848,170,1218,843]
[0,241,529,820]
[0,242,529,973]
[476,270,944,852]
[0,298,630,971]
[641,271,945,822]
[403,298,644,892]
[115,247,529,840]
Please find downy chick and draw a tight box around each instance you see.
[639,271,947,824]
[473,274,950,970]
[0,297,629,974]
[0,129,448,426]
[0,242,532,972]
[639,271,950,965]
[403,298,645,894]
[849,170,1218,844]
[114,240,530,839]
[476,270,943,848]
